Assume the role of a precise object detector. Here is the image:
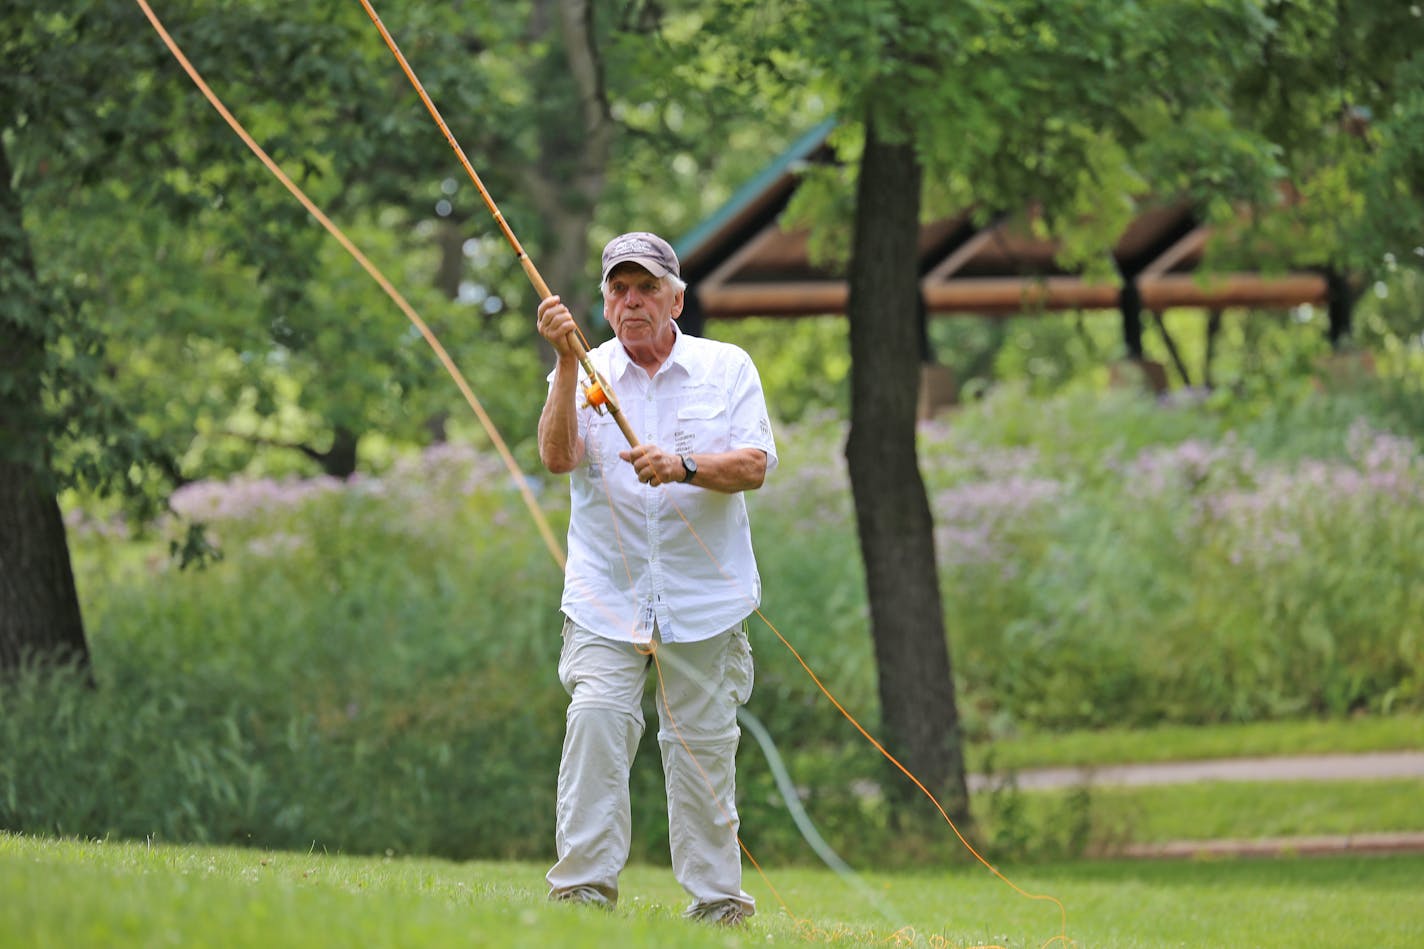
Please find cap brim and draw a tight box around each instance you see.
[602,255,671,281]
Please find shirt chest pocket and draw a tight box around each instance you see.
[675,396,730,452]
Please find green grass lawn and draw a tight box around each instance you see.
[4,832,1423,948]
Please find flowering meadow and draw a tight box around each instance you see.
[3,382,1422,863]
[925,388,1423,731]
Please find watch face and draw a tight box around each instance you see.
[683,455,697,479]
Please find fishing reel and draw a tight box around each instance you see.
[580,378,610,415]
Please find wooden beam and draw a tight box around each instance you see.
[1138,226,1210,279]
[923,277,1119,311]
[696,272,1328,318]
[1139,273,1327,308]
[921,224,1000,283]
[700,219,789,290]
[697,281,849,317]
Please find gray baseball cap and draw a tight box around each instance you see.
[600,232,680,282]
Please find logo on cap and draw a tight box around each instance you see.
[601,231,679,280]
[606,235,658,257]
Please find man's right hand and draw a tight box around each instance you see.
[537,295,581,359]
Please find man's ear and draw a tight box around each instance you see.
[670,288,685,320]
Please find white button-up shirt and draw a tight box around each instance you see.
[554,326,777,644]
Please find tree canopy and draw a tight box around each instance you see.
[692,0,1422,281]
[1,0,812,667]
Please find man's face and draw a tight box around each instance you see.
[603,262,683,347]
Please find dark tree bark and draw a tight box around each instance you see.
[844,118,969,825]
[0,139,90,676]
[0,462,90,675]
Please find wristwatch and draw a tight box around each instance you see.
[680,454,698,484]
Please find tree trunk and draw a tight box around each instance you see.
[0,462,90,675]
[524,0,614,346]
[0,139,91,676]
[844,119,969,826]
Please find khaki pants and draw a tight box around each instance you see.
[546,618,756,914]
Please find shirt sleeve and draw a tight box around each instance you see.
[725,349,778,473]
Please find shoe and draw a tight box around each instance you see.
[683,899,750,927]
[549,885,613,909]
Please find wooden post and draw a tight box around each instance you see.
[1203,309,1223,389]
[1119,277,1144,359]
[1326,270,1354,349]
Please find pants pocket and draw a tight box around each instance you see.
[726,624,754,707]
[556,615,577,695]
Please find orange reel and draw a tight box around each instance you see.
[581,379,609,413]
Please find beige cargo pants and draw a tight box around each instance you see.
[545,618,756,916]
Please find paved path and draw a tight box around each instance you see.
[969,750,1424,791]
[1119,831,1424,859]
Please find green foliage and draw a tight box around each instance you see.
[704,316,851,422]
[11,0,1422,869]
[7,1,488,497]
[6,0,818,508]
[1223,2,1424,272]
[2,448,569,859]
[980,777,1096,862]
[1358,266,1424,358]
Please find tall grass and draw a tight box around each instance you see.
[921,385,1424,730]
[3,383,1421,863]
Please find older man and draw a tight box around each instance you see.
[535,232,776,926]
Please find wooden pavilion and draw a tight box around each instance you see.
[672,121,1357,402]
